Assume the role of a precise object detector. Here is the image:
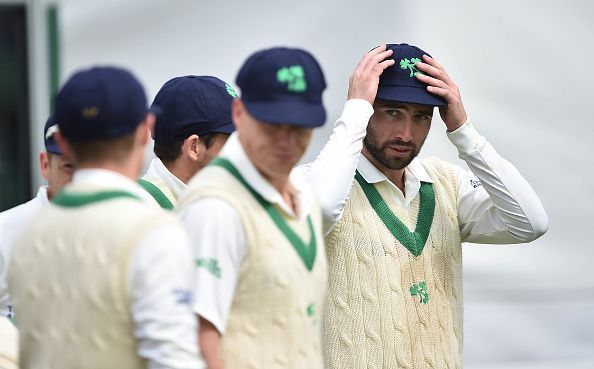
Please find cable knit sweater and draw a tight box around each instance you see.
[324,158,463,369]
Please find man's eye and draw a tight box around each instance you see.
[386,110,400,117]
[415,114,431,121]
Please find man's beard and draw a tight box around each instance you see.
[363,126,424,170]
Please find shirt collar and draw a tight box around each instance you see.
[219,132,306,217]
[36,186,50,207]
[357,154,432,206]
[145,157,186,199]
[357,154,432,184]
[69,168,158,206]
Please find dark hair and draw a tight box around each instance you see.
[153,139,183,162]
[199,132,218,150]
[154,133,220,163]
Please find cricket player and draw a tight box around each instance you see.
[176,47,349,369]
[0,115,75,320]
[300,43,548,368]
[140,76,235,209]
[8,66,203,369]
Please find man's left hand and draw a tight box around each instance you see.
[415,55,468,132]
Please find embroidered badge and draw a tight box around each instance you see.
[306,303,315,317]
[82,106,99,118]
[400,57,423,77]
[470,179,482,188]
[173,288,193,305]
[225,83,239,98]
[277,65,307,92]
[410,281,429,304]
[196,258,222,278]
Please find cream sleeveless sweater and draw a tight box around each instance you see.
[178,162,327,369]
[324,158,463,369]
[8,183,176,369]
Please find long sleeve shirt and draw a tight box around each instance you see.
[297,99,549,243]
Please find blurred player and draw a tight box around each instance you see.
[0,115,75,320]
[140,76,235,209]
[8,66,203,369]
[177,47,330,369]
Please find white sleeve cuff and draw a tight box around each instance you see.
[446,118,485,156]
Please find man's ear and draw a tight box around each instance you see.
[39,151,50,180]
[231,99,244,130]
[138,113,155,145]
[182,134,201,161]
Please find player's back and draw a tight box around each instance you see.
[8,189,175,369]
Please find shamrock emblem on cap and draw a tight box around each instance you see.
[225,83,239,98]
[276,65,308,93]
[400,57,423,77]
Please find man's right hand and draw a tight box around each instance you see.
[347,44,395,104]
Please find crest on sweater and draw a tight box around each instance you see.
[410,281,429,304]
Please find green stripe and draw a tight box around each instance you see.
[52,190,140,207]
[210,157,317,271]
[138,179,174,210]
[354,170,435,257]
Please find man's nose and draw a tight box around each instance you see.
[393,117,414,142]
[276,125,296,146]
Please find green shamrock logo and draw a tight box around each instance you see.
[306,303,315,317]
[196,258,222,278]
[276,65,307,92]
[225,83,238,98]
[409,281,429,304]
[400,57,423,77]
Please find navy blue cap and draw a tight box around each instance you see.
[377,43,447,107]
[151,76,236,144]
[55,66,150,141]
[43,115,62,155]
[236,47,327,127]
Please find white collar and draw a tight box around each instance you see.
[145,157,186,199]
[36,186,50,207]
[219,132,310,218]
[357,154,432,207]
[70,168,158,206]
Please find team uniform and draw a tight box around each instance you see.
[300,103,547,368]
[0,186,49,319]
[177,47,329,368]
[139,157,184,209]
[8,170,202,369]
[177,134,327,368]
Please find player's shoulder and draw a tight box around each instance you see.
[0,196,43,229]
[418,156,460,185]
[419,156,459,173]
